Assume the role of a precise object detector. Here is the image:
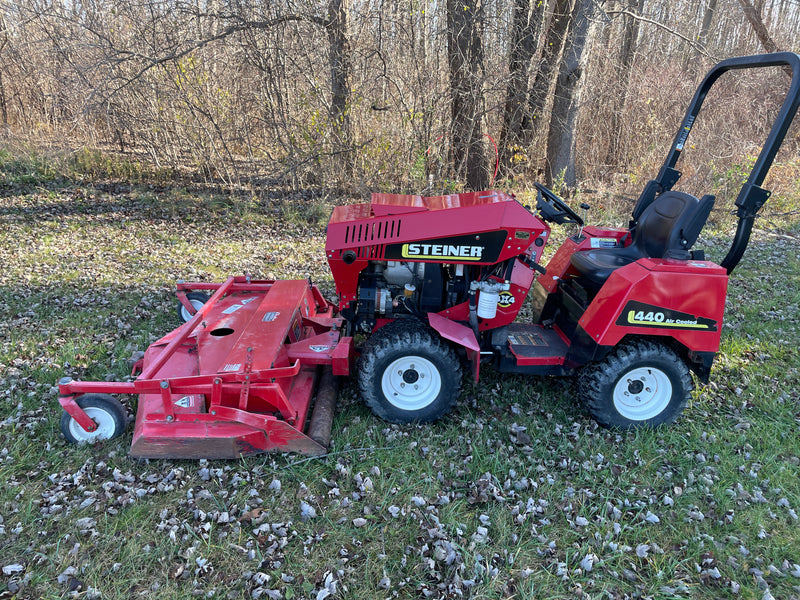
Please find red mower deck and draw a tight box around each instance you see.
[58,277,353,458]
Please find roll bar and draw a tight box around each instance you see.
[631,52,800,273]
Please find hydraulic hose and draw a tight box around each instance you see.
[468,291,480,341]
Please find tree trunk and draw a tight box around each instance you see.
[0,19,7,126]
[605,0,642,170]
[523,0,573,151]
[598,0,616,52]
[737,0,779,52]
[545,0,601,186]
[447,0,487,190]
[328,0,353,174]
[698,0,719,50]
[498,0,543,177]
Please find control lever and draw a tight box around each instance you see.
[521,254,547,275]
[578,203,590,238]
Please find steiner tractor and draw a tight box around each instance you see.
[58,53,800,458]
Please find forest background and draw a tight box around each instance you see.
[0,0,798,199]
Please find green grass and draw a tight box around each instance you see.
[0,162,799,599]
[0,145,173,186]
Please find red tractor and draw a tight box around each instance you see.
[58,52,800,458]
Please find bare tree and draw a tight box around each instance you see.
[697,0,719,51]
[545,0,602,186]
[498,0,544,177]
[0,15,8,126]
[605,0,642,168]
[525,0,573,151]
[736,0,779,52]
[447,0,488,190]
[327,0,353,175]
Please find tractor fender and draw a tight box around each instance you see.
[427,313,481,380]
[579,259,728,353]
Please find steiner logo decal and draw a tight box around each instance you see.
[616,301,717,331]
[401,242,484,260]
[384,231,508,263]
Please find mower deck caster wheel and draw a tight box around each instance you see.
[359,320,462,424]
[60,394,128,444]
[178,292,210,323]
[579,339,692,429]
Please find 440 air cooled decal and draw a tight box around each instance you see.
[616,301,718,331]
[384,231,507,263]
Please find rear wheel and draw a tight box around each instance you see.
[578,340,692,429]
[178,292,210,323]
[60,394,128,444]
[359,320,462,423]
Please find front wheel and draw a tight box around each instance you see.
[60,394,128,444]
[578,340,692,429]
[178,292,210,323]
[358,320,462,423]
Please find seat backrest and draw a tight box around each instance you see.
[633,191,715,258]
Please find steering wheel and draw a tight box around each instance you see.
[534,182,584,226]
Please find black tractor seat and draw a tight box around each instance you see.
[570,190,715,287]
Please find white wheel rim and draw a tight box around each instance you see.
[381,356,442,411]
[68,407,117,443]
[613,366,672,421]
[181,299,205,322]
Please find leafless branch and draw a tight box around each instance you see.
[605,9,717,60]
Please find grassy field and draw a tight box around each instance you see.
[0,163,799,599]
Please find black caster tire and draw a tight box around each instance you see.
[178,292,210,323]
[60,394,128,444]
[578,339,692,429]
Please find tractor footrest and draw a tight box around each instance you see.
[507,324,568,366]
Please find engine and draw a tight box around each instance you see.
[354,258,523,331]
[354,260,459,325]
[324,190,550,334]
